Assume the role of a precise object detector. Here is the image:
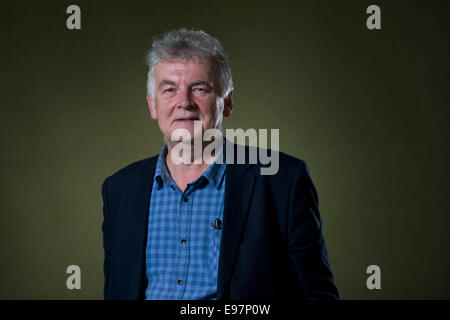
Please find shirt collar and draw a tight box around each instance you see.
[154,145,175,189]
[154,138,226,190]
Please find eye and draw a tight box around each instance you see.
[193,87,208,93]
[164,88,175,93]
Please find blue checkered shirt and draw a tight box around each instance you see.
[145,144,226,300]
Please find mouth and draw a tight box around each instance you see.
[174,116,200,123]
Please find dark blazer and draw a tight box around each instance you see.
[101,143,339,300]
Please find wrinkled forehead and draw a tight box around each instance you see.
[154,56,220,83]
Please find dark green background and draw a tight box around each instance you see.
[1,0,449,299]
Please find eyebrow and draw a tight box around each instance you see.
[191,80,212,87]
[158,79,213,90]
[158,80,176,90]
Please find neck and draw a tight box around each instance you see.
[164,138,222,191]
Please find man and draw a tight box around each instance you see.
[101,28,339,300]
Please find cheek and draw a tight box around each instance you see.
[198,97,217,115]
[157,101,175,117]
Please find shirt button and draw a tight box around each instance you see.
[177,279,183,285]
[183,197,189,203]
[181,239,187,245]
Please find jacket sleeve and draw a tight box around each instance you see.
[287,160,339,300]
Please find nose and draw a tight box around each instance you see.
[176,88,194,109]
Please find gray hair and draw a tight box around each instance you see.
[146,28,233,100]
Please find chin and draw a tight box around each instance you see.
[168,129,196,143]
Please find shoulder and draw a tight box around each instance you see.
[277,150,309,175]
[102,155,158,189]
[235,143,310,179]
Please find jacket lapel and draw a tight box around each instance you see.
[117,157,157,299]
[217,148,256,299]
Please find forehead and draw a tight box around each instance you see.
[153,58,218,82]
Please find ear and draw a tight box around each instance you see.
[146,93,158,120]
[222,90,234,118]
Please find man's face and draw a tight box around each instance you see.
[147,57,233,144]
